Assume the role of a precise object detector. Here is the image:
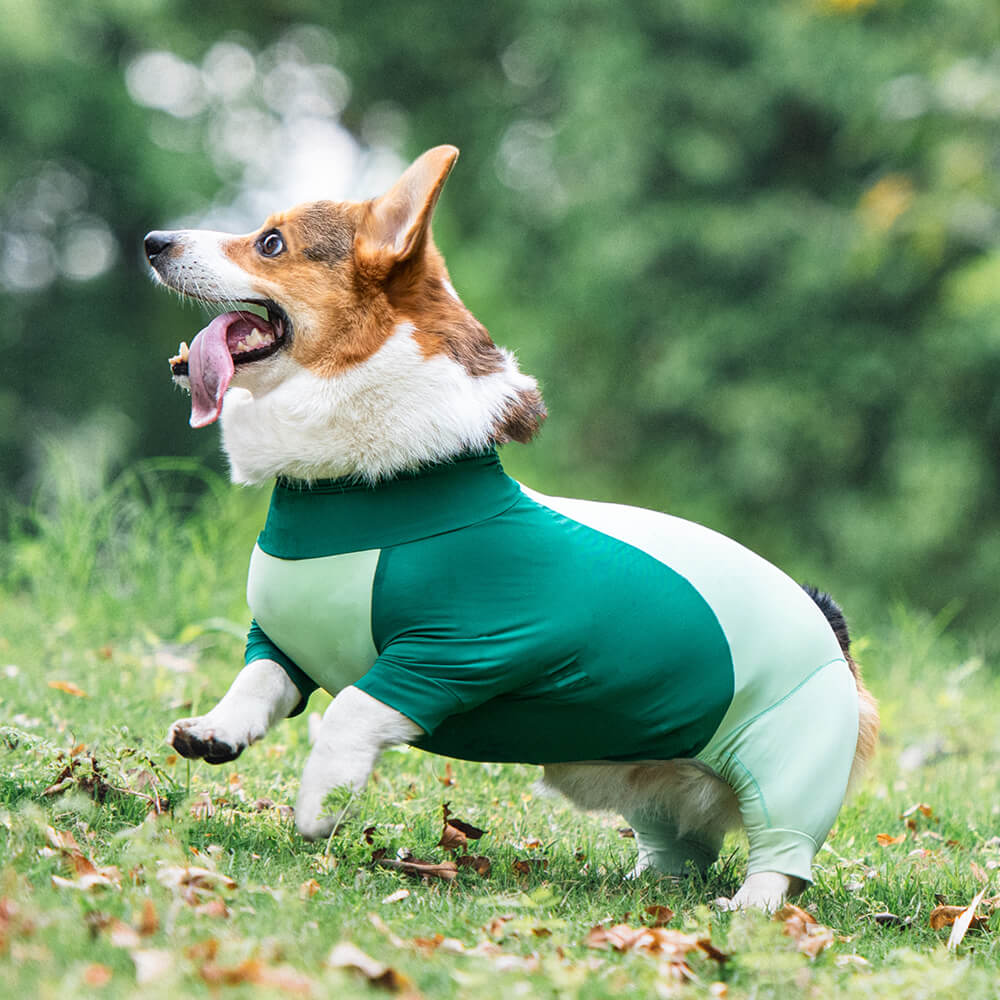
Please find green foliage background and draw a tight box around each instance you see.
[2,0,999,634]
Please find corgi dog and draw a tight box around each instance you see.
[145,146,878,910]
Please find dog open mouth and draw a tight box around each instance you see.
[169,303,290,428]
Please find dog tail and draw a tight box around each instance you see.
[801,584,880,790]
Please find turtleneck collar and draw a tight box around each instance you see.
[257,450,521,559]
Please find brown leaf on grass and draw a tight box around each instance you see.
[930,888,991,946]
[327,941,412,992]
[774,905,834,959]
[455,855,491,877]
[512,858,548,877]
[437,824,467,853]
[109,920,142,949]
[47,680,88,697]
[299,879,321,900]
[190,793,215,820]
[372,849,457,883]
[43,757,167,813]
[411,933,467,955]
[947,889,989,950]
[438,762,456,786]
[51,846,122,892]
[901,802,935,820]
[45,826,82,852]
[876,832,907,846]
[192,899,230,919]
[83,963,112,987]
[438,803,486,852]
[155,864,236,904]
[644,904,675,927]
[970,861,989,884]
[185,939,219,962]
[584,923,727,965]
[137,899,159,936]
[200,958,313,994]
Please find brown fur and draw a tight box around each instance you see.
[219,191,547,443]
[849,661,880,790]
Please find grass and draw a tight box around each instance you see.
[3,457,1000,997]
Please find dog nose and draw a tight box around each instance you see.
[144,230,175,264]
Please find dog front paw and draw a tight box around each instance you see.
[168,716,247,764]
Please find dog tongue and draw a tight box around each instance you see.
[187,313,239,428]
[186,308,281,428]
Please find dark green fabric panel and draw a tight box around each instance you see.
[244,618,315,717]
[257,451,520,559]
[356,495,734,764]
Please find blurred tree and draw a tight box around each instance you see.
[2,0,1000,632]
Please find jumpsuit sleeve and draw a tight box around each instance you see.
[244,619,317,717]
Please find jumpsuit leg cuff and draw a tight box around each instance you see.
[745,828,818,884]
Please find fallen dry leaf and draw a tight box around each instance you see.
[137,899,159,936]
[47,680,88,697]
[372,849,458,883]
[108,920,141,949]
[901,803,935,820]
[512,858,548,876]
[930,888,991,947]
[83,963,112,987]
[455,855,491,877]
[156,864,236,904]
[774,905,834,959]
[438,803,486,853]
[299,879,321,900]
[645,904,675,927]
[381,889,410,904]
[876,832,907,846]
[585,923,726,962]
[327,941,412,992]
[189,793,215,820]
[200,958,313,994]
[438,762,456,786]
[50,845,122,893]
[185,939,220,962]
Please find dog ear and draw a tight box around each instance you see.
[357,145,459,268]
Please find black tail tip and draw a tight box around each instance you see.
[801,583,851,655]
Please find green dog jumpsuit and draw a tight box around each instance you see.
[244,451,859,882]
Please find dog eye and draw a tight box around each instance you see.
[257,230,285,258]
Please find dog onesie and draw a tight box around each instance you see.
[244,450,858,882]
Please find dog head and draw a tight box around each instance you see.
[145,146,545,483]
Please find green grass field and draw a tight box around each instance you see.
[3,460,1000,998]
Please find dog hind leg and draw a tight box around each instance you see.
[625,809,725,879]
[711,660,858,910]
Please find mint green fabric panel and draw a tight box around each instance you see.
[244,619,317,716]
[699,659,859,882]
[246,545,380,700]
[355,494,734,764]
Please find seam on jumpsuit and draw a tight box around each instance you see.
[715,656,848,837]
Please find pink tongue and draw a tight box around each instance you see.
[187,311,271,428]
[188,314,239,428]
